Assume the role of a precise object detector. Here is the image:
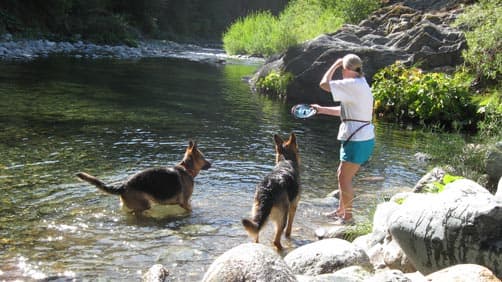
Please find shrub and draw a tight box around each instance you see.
[372,62,478,130]
[454,0,502,83]
[475,91,502,138]
[255,70,294,99]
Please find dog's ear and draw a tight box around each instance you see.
[274,134,284,146]
[288,132,297,145]
[188,140,197,150]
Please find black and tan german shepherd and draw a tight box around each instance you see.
[242,133,301,250]
[76,140,211,213]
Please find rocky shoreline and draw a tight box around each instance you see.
[196,167,502,282]
[0,33,262,64]
[137,165,502,282]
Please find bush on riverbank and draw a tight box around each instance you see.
[255,70,294,99]
[454,0,501,87]
[372,62,478,130]
[373,0,501,135]
[222,0,380,56]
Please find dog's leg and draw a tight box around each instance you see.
[285,198,299,237]
[121,192,151,212]
[179,201,192,212]
[271,207,288,250]
[176,193,192,212]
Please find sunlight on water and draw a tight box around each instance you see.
[0,56,437,280]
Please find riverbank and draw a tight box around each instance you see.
[0,33,263,64]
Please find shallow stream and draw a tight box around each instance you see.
[0,56,433,280]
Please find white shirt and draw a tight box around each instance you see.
[329,77,375,141]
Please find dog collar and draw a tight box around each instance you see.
[179,162,197,178]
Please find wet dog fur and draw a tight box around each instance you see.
[76,140,211,213]
[242,133,301,250]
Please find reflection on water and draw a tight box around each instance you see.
[1,57,433,280]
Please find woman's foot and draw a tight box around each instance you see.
[323,210,344,219]
[330,217,355,226]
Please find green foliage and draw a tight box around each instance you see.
[454,0,502,83]
[475,91,502,138]
[0,0,164,44]
[394,197,405,205]
[255,70,294,99]
[335,0,381,24]
[343,220,372,242]
[223,0,380,56]
[423,174,464,193]
[372,62,478,130]
[419,130,494,189]
[277,0,344,44]
[78,14,138,46]
[222,11,290,56]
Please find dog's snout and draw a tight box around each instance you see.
[202,161,212,170]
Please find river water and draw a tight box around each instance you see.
[0,55,433,280]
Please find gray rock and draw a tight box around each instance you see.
[202,243,296,282]
[142,264,169,282]
[365,269,413,282]
[382,238,416,273]
[412,167,446,193]
[284,238,371,276]
[389,179,502,276]
[297,266,373,282]
[251,4,466,103]
[425,264,501,282]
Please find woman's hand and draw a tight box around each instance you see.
[319,58,344,92]
[333,58,343,69]
[310,104,321,113]
[310,104,341,117]
[311,104,324,115]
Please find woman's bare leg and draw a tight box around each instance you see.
[337,161,360,221]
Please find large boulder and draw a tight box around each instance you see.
[425,264,501,282]
[251,4,467,104]
[388,179,502,277]
[284,238,371,276]
[202,243,296,282]
[296,265,373,282]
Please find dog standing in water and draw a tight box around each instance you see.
[242,133,301,250]
[76,140,211,213]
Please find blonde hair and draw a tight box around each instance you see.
[343,54,363,77]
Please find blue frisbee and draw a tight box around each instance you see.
[291,104,317,119]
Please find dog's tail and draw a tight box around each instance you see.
[241,199,272,237]
[242,218,260,237]
[76,172,125,195]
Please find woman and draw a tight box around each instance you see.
[312,53,375,225]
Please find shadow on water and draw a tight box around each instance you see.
[1,56,435,280]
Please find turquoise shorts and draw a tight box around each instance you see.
[340,139,375,165]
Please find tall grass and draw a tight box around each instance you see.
[222,11,294,57]
[223,0,380,56]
